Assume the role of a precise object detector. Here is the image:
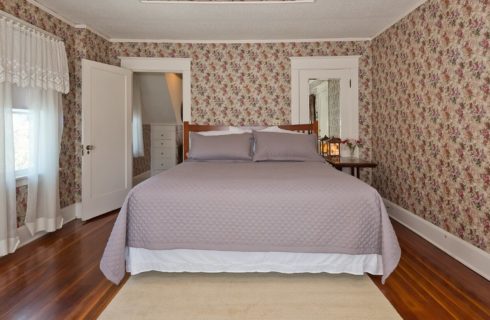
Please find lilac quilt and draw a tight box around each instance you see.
[101,161,400,284]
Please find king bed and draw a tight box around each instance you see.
[100,122,400,285]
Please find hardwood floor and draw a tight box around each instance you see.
[0,212,488,320]
[369,222,489,319]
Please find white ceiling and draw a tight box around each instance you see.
[33,0,426,42]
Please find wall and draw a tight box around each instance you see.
[133,72,181,177]
[133,125,151,177]
[136,73,177,124]
[110,41,374,183]
[1,0,112,226]
[165,73,184,124]
[372,0,489,252]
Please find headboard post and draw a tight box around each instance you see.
[312,120,318,136]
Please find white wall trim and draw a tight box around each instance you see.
[26,0,111,40]
[120,57,192,122]
[290,56,359,152]
[290,56,360,70]
[109,37,371,44]
[141,0,315,4]
[17,202,81,248]
[384,198,490,280]
[26,0,77,29]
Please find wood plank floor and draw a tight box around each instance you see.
[0,212,488,320]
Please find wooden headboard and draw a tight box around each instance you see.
[183,121,318,160]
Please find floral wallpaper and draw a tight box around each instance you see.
[16,186,27,227]
[110,41,374,183]
[372,0,489,251]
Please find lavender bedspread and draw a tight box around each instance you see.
[100,161,400,284]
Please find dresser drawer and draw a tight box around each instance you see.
[151,159,176,171]
[151,146,175,158]
[151,126,176,140]
[151,153,175,164]
[152,139,175,148]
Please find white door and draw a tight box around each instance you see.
[81,59,132,220]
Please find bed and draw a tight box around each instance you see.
[100,122,400,285]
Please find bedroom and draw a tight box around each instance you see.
[0,0,488,319]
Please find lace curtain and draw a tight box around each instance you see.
[0,15,70,94]
[0,12,68,256]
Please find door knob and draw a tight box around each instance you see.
[86,145,94,154]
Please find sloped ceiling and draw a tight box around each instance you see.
[33,0,426,41]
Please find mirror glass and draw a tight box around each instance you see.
[309,79,340,138]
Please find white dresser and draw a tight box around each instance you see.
[150,123,178,176]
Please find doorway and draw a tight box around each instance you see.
[119,57,191,184]
[132,72,183,185]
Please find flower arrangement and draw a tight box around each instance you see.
[342,138,364,157]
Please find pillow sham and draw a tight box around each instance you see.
[188,132,253,160]
[253,131,323,162]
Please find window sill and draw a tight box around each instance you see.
[16,176,28,187]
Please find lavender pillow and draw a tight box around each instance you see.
[188,132,253,160]
[253,131,323,162]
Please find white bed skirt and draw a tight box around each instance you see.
[127,247,384,276]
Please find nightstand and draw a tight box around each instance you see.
[325,157,377,178]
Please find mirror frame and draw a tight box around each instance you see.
[290,56,359,145]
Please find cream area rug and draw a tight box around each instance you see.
[99,273,401,320]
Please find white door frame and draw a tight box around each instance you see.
[120,57,192,122]
[290,56,360,139]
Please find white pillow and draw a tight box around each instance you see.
[196,126,253,136]
[229,126,253,133]
[257,126,303,134]
[197,129,232,136]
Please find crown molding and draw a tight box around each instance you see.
[140,0,314,3]
[26,0,110,41]
[73,24,110,40]
[109,37,371,44]
[26,0,74,28]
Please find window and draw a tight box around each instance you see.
[12,86,31,178]
[12,109,31,177]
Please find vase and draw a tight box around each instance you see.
[349,147,356,158]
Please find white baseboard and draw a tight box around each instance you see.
[133,171,151,186]
[383,198,490,280]
[17,202,81,248]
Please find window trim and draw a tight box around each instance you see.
[16,175,28,187]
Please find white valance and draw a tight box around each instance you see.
[0,14,70,94]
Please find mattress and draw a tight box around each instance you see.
[101,161,400,284]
